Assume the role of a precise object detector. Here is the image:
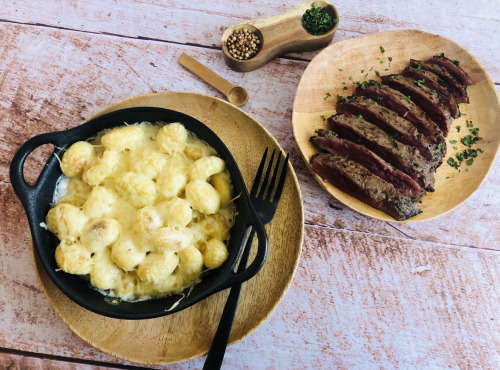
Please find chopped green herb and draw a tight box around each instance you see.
[456,125,461,133]
[449,140,457,144]
[388,57,393,62]
[400,152,406,157]
[403,95,411,101]
[361,69,365,73]
[349,76,353,80]
[447,157,460,169]
[379,60,384,64]
[336,94,344,102]
[380,46,385,53]
[324,92,332,100]
[470,127,479,136]
[414,79,425,87]
[320,115,326,121]
[343,86,348,90]
[453,146,458,150]
[302,3,338,36]
[356,114,363,119]
[338,68,343,71]
[461,134,482,148]
[466,158,474,166]
[466,120,473,127]
[375,70,381,77]
[360,81,367,89]
[453,60,460,66]
[438,143,443,150]
[416,64,422,70]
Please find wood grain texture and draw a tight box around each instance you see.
[0,0,498,82]
[0,0,499,368]
[293,29,500,222]
[31,92,303,365]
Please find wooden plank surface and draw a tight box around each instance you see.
[1,0,499,368]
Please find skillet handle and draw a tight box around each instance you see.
[222,217,268,289]
[9,132,66,210]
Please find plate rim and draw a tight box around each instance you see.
[292,28,500,223]
[32,91,304,365]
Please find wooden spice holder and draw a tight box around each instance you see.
[221,0,339,72]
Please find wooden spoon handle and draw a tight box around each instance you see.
[178,52,233,96]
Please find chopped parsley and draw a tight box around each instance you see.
[380,46,385,53]
[324,92,332,100]
[302,2,338,36]
[447,120,483,171]
[414,79,425,87]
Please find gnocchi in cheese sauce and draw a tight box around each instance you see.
[46,122,235,301]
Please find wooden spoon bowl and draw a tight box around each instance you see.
[221,0,339,72]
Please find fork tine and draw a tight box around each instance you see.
[271,153,289,202]
[263,151,283,201]
[250,147,268,197]
[256,149,276,199]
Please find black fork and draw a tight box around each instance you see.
[203,148,289,370]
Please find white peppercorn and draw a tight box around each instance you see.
[226,28,261,60]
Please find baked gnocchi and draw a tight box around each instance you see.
[46,121,235,301]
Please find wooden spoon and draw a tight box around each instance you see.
[178,53,249,106]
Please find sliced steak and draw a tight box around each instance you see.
[355,81,443,141]
[311,130,426,200]
[327,114,436,191]
[428,54,474,86]
[409,59,469,103]
[402,66,460,118]
[310,152,422,221]
[337,96,445,164]
[381,74,454,136]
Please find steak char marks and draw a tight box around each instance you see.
[402,66,460,118]
[337,95,445,165]
[308,54,473,221]
[409,59,469,104]
[381,74,455,136]
[311,130,426,200]
[310,153,422,221]
[355,81,443,141]
[327,114,436,191]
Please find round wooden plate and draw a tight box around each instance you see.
[33,92,304,365]
[293,29,500,222]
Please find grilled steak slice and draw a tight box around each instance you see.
[310,152,422,221]
[428,54,473,86]
[409,59,469,103]
[327,114,436,191]
[337,95,445,164]
[402,66,460,118]
[312,130,426,200]
[381,74,454,135]
[355,82,443,141]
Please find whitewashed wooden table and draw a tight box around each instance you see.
[1,1,499,368]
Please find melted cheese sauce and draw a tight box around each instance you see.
[49,122,235,302]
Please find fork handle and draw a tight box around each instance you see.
[203,228,256,370]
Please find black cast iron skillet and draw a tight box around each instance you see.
[10,107,268,320]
